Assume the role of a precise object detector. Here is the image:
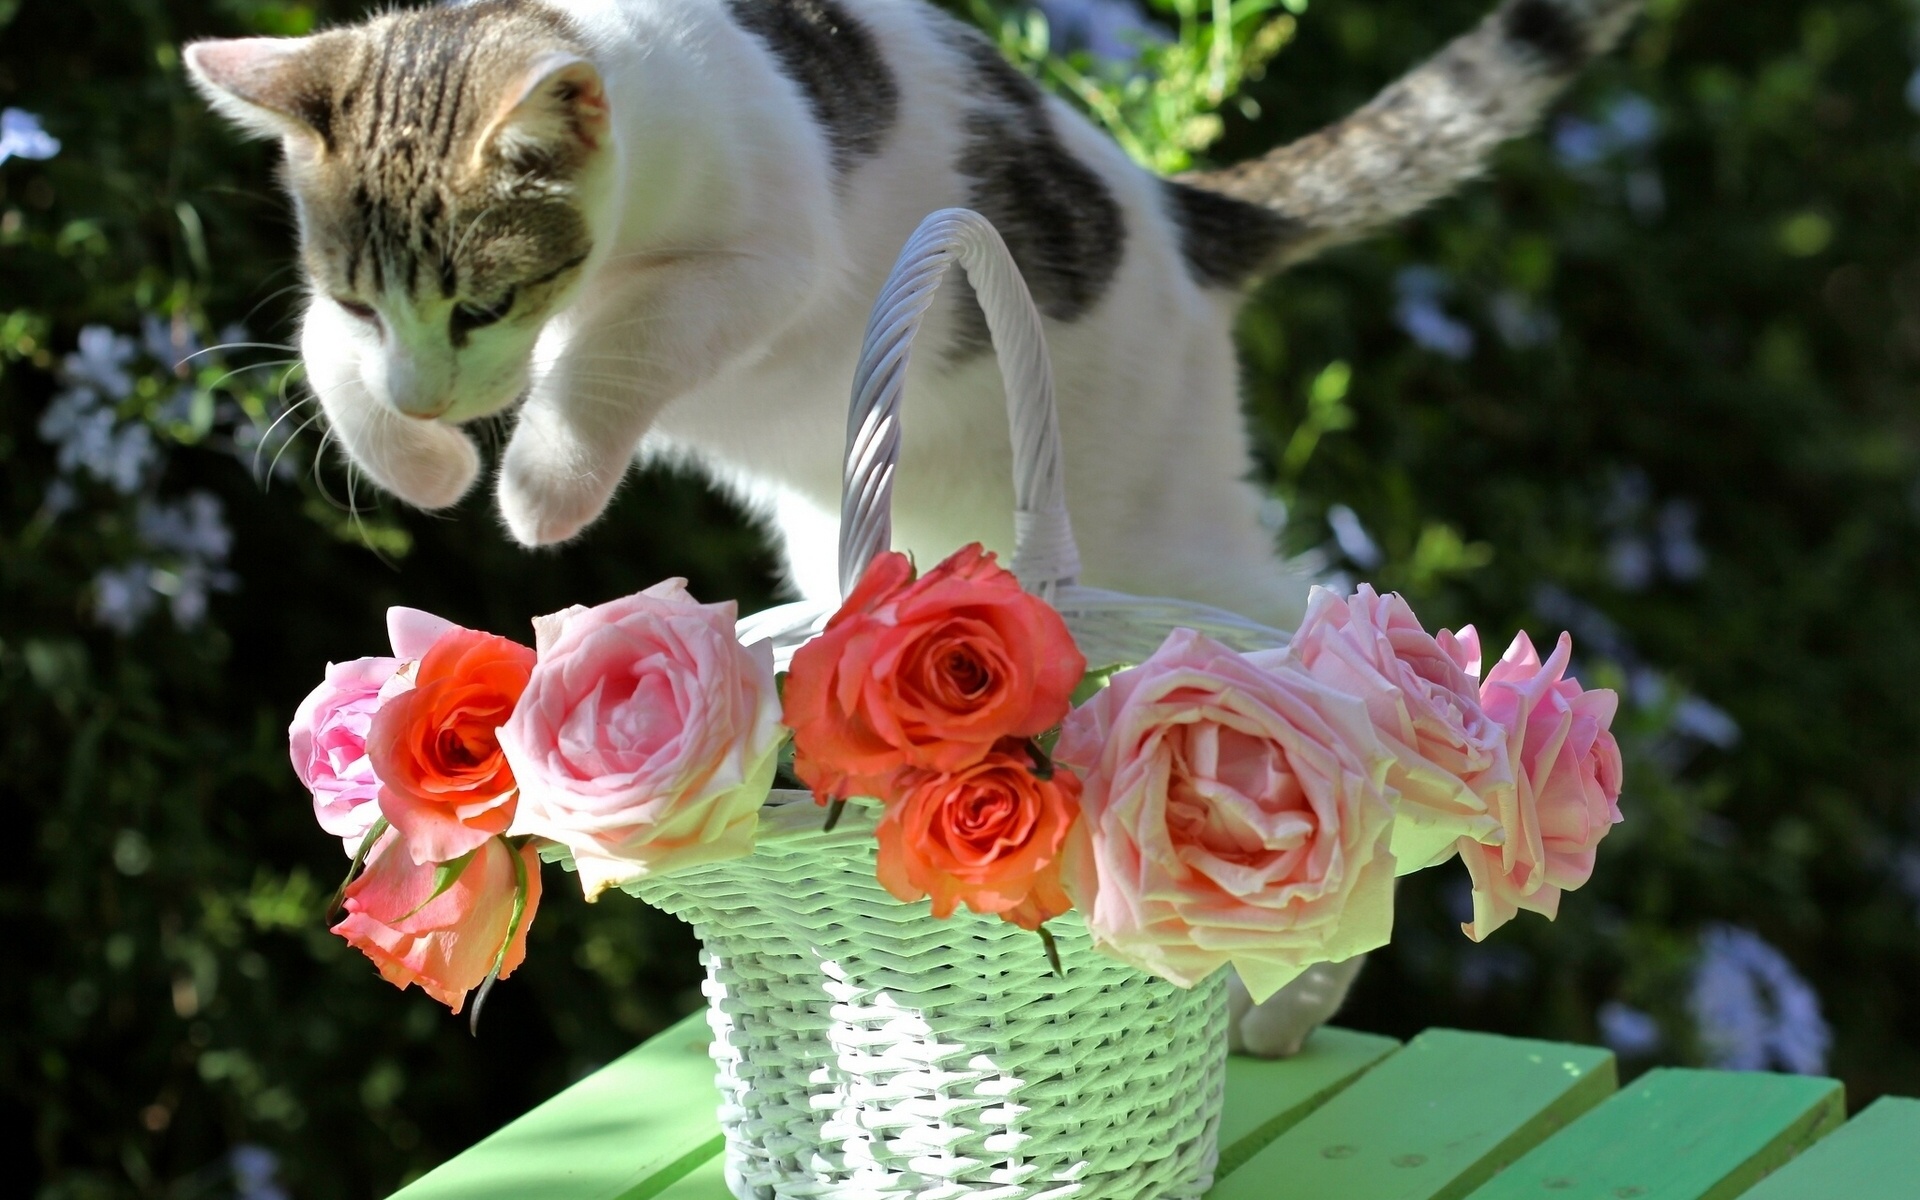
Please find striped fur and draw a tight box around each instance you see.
[1186,0,1643,273]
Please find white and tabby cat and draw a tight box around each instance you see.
[187,0,1637,626]
[187,0,1637,1052]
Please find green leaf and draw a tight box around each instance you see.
[327,817,389,922]
[1070,662,1131,708]
[397,846,479,921]
[470,840,533,1036]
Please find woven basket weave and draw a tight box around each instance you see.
[629,209,1294,1200]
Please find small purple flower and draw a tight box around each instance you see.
[1394,268,1475,359]
[1325,503,1383,569]
[1034,0,1161,62]
[64,325,138,400]
[1690,924,1829,1075]
[93,563,157,634]
[1598,1001,1663,1057]
[0,108,60,165]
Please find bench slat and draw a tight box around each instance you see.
[1207,1030,1617,1200]
[390,1011,721,1200]
[649,1155,731,1200]
[1216,1027,1401,1179]
[1737,1096,1920,1200]
[1462,1068,1844,1200]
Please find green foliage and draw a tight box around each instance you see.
[4,0,1920,1196]
[972,0,1303,172]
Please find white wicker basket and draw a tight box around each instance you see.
[631,209,1296,1200]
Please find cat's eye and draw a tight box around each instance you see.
[451,290,517,337]
[334,297,379,324]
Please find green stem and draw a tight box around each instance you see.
[327,816,388,923]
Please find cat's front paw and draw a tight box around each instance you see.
[496,441,624,547]
[343,416,481,511]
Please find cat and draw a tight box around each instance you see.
[186,0,1639,1053]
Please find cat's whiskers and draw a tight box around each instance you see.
[249,388,320,479]
[178,340,297,366]
[264,408,329,486]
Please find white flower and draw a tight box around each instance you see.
[0,108,60,165]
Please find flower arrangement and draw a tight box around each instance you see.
[292,546,1622,1021]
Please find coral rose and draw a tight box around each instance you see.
[290,655,401,855]
[784,544,1085,803]
[501,579,783,899]
[1057,629,1398,1002]
[369,626,535,864]
[331,828,541,1014]
[1457,632,1623,941]
[1286,585,1512,872]
[874,745,1083,931]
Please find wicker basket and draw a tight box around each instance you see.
[630,209,1295,1200]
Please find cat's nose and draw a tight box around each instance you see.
[394,395,454,420]
[381,358,455,420]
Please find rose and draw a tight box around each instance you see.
[1057,628,1398,1002]
[1286,585,1513,872]
[501,579,783,899]
[290,656,400,854]
[784,544,1086,803]
[287,608,461,853]
[1456,632,1623,941]
[874,744,1083,930]
[330,828,541,1014]
[369,626,536,864]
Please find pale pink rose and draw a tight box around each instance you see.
[287,608,460,855]
[1057,628,1399,1002]
[502,579,783,899]
[1287,585,1513,872]
[290,656,400,854]
[388,606,456,660]
[1457,632,1623,941]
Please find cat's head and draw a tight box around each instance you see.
[186,3,612,500]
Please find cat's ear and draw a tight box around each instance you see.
[184,38,332,147]
[475,53,609,172]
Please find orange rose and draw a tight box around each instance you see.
[784,544,1086,803]
[874,747,1083,930]
[369,627,536,864]
[331,828,541,1014]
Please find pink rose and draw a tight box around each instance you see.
[286,608,458,855]
[501,579,783,899]
[331,827,541,1014]
[1286,585,1513,872]
[1057,628,1399,1002]
[1457,632,1623,941]
[290,656,400,854]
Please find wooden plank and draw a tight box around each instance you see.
[1739,1096,1920,1200]
[517,1026,1397,1198]
[1216,1027,1402,1180]
[648,1155,730,1200]
[1463,1068,1844,1200]
[1207,1030,1617,1200]
[389,1011,722,1200]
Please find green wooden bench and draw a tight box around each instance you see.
[390,1013,1916,1199]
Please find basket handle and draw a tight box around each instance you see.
[838,208,1081,601]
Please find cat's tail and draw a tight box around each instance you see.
[1184,0,1642,270]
